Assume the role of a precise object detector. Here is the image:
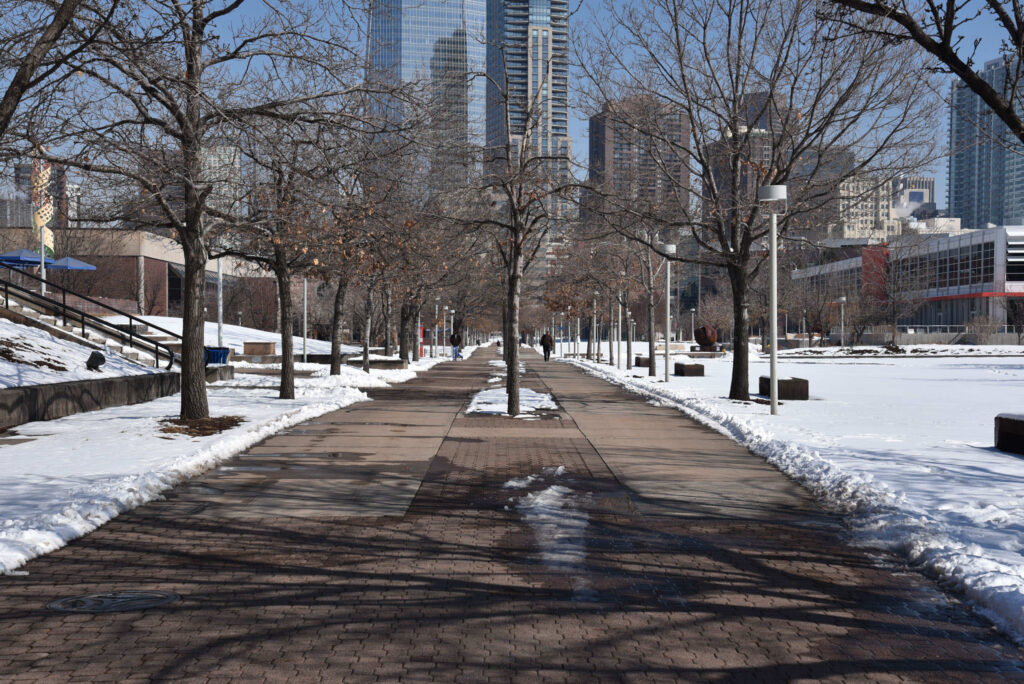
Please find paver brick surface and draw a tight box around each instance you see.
[0,347,1021,682]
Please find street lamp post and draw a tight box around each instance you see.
[442,307,448,357]
[217,258,223,348]
[758,184,787,416]
[302,277,308,363]
[689,308,695,343]
[616,291,622,370]
[433,298,439,358]
[838,296,847,347]
[663,244,676,382]
[626,312,633,370]
[592,292,598,361]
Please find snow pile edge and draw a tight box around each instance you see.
[0,395,365,574]
[564,358,1024,643]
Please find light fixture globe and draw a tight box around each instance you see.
[757,185,787,202]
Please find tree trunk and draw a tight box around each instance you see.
[727,264,750,400]
[383,285,393,356]
[502,299,511,364]
[647,290,656,378]
[179,236,209,419]
[506,245,523,416]
[626,319,633,369]
[329,275,349,376]
[398,302,413,362]
[412,306,421,361]
[362,286,373,373]
[275,262,295,400]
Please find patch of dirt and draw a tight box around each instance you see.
[0,340,68,372]
[159,415,244,437]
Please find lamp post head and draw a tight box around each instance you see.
[662,243,677,256]
[757,185,787,203]
[838,296,847,304]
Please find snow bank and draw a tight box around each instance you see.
[0,318,159,388]
[0,346,456,574]
[103,315,361,356]
[566,354,1024,642]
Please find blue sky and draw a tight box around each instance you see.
[564,1,1008,209]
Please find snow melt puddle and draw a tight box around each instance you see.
[505,466,594,599]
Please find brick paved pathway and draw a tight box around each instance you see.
[0,346,1022,682]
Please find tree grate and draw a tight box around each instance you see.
[47,590,180,613]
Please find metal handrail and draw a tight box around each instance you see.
[0,271,178,369]
[2,266,182,340]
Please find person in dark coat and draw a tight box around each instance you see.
[540,332,554,361]
[449,332,463,360]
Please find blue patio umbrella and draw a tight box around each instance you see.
[0,249,54,266]
[48,256,96,271]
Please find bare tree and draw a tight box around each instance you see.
[826,0,1024,144]
[0,0,119,144]
[577,0,940,399]
[467,44,575,415]
[25,0,375,419]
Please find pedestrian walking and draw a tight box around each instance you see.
[540,332,554,362]
[450,332,463,360]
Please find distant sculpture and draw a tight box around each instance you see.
[694,326,718,351]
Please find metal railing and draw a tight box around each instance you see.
[0,267,180,369]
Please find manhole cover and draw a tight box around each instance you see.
[47,590,180,613]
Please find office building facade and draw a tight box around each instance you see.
[369,0,486,173]
[948,59,1024,229]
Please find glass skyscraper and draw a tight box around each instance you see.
[948,58,1024,229]
[368,0,487,168]
[485,0,569,163]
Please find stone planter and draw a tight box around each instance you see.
[673,363,704,376]
[758,376,809,400]
[634,356,650,367]
[995,414,1024,456]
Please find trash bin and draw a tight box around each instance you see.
[204,346,231,365]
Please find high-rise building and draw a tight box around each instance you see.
[369,0,486,181]
[485,0,570,169]
[948,59,1024,229]
[587,96,690,212]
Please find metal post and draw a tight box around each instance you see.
[443,308,447,356]
[217,258,223,348]
[769,211,779,416]
[616,293,622,370]
[433,302,438,358]
[39,230,46,297]
[839,297,846,347]
[664,245,675,382]
[591,295,597,361]
[302,277,308,363]
[690,308,695,342]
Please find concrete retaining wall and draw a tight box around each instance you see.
[0,372,180,430]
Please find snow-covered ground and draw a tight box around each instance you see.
[0,347,474,574]
[103,315,361,356]
[779,343,1024,357]
[564,343,1024,641]
[0,317,159,388]
[467,387,558,417]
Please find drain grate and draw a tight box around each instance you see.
[47,590,180,613]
